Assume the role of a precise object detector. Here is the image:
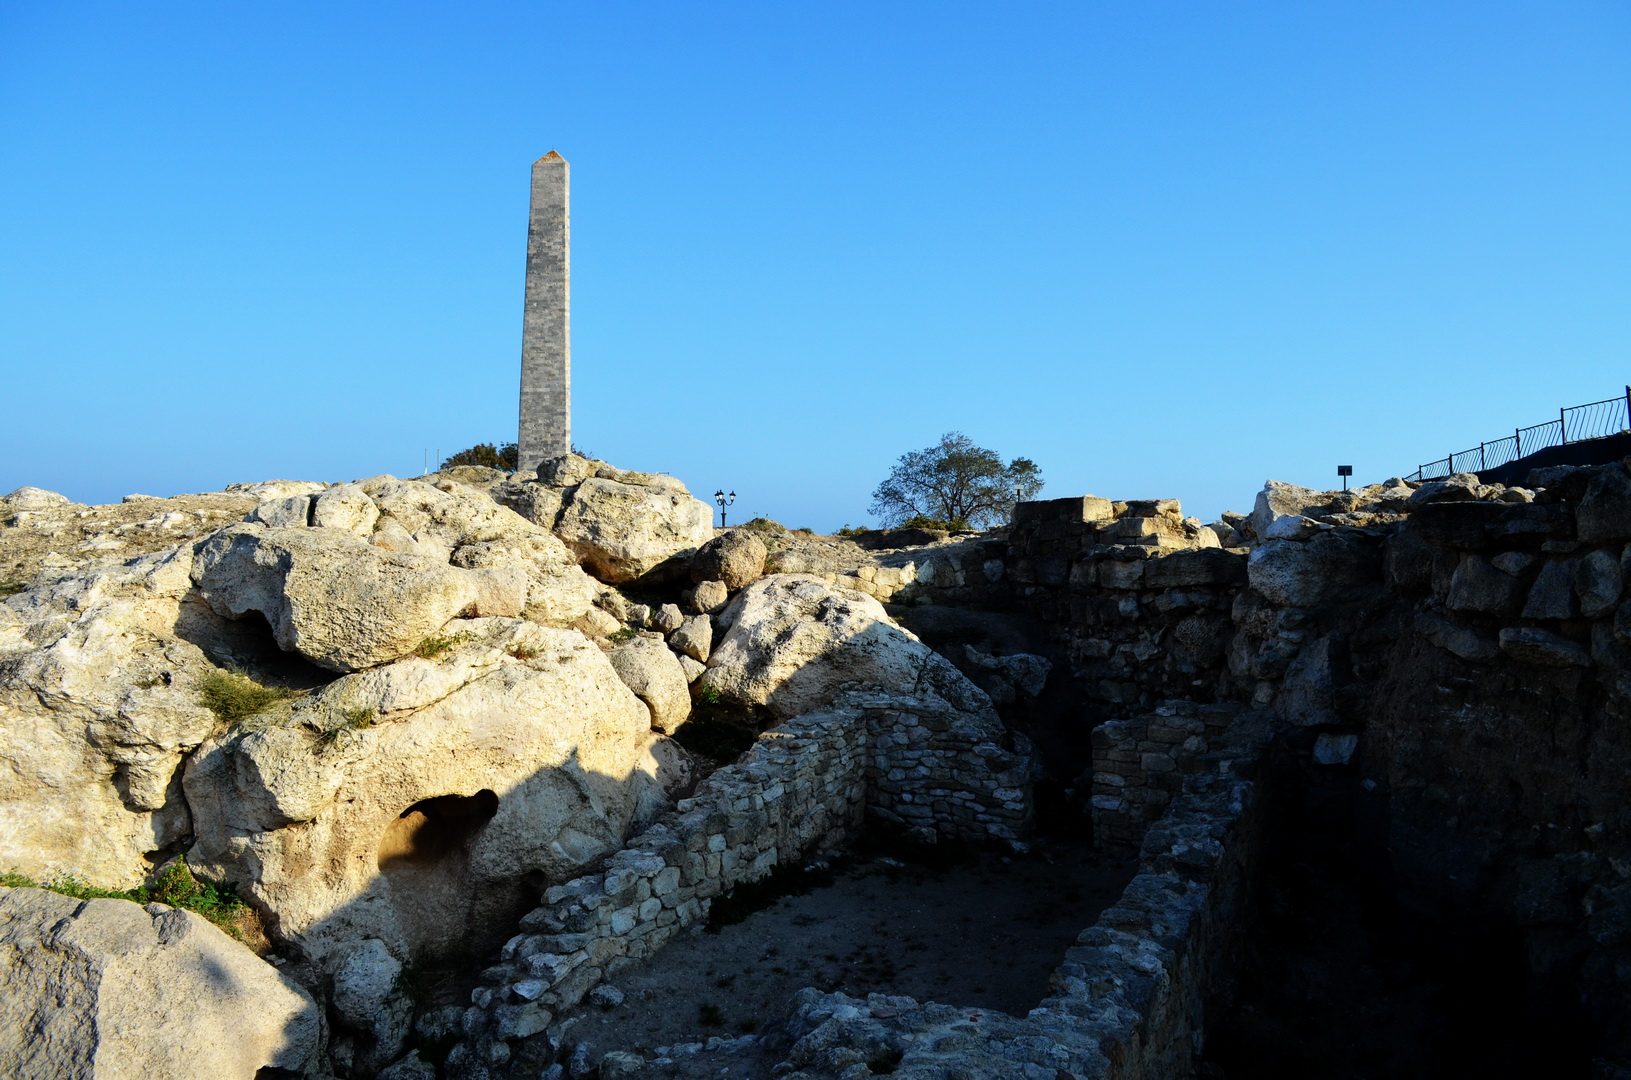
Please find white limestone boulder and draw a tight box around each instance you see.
[608,634,692,734]
[553,476,714,584]
[1250,479,1328,540]
[705,574,996,721]
[0,886,321,1079]
[192,524,490,672]
[0,547,220,888]
[691,530,768,591]
[184,621,690,964]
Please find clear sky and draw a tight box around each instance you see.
[3,2,1629,528]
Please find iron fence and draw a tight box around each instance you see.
[1409,388,1631,482]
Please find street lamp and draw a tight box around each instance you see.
[714,489,737,528]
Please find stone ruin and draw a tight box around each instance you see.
[1,458,1630,1078]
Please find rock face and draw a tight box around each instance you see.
[0,547,218,887]
[502,457,714,584]
[691,529,768,591]
[185,621,687,964]
[0,886,320,1079]
[706,575,995,720]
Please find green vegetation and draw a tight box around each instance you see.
[870,431,1044,529]
[314,706,376,749]
[2,857,250,939]
[896,514,960,531]
[607,627,638,645]
[414,631,472,660]
[674,683,762,764]
[440,442,519,471]
[741,517,785,533]
[197,669,296,724]
[835,525,868,538]
[698,1003,725,1027]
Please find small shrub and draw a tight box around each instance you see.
[607,627,638,645]
[741,517,786,534]
[414,631,471,660]
[440,442,518,471]
[897,514,961,532]
[314,707,376,749]
[3,857,251,940]
[835,525,868,538]
[698,1003,725,1027]
[197,669,295,724]
[693,681,722,706]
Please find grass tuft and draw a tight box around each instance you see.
[197,669,295,724]
[414,631,472,660]
[2,857,252,940]
[314,706,376,749]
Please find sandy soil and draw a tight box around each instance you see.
[555,837,1138,1060]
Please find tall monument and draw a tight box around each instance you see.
[518,151,570,471]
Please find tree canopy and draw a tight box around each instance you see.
[868,432,1044,530]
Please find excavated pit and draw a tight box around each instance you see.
[553,833,1138,1060]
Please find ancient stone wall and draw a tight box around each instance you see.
[1089,700,1241,845]
[451,694,1035,1075]
[1006,496,1249,718]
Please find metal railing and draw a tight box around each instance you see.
[1409,387,1631,482]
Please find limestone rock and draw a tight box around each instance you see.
[705,575,996,721]
[193,524,486,672]
[185,622,684,963]
[677,654,706,683]
[1499,626,1592,667]
[1247,534,1379,609]
[1522,559,1579,621]
[1251,480,1327,540]
[312,483,381,536]
[1578,466,1631,543]
[332,937,413,1069]
[609,635,693,734]
[691,530,768,591]
[4,486,73,512]
[378,1051,439,1080]
[0,547,220,888]
[1575,549,1623,619]
[250,494,313,527]
[1448,555,1525,617]
[652,603,685,634]
[669,614,713,664]
[553,476,714,584]
[0,886,320,1079]
[1415,613,1499,663]
[689,580,730,614]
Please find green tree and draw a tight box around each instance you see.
[441,442,519,471]
[869,432,1044,529]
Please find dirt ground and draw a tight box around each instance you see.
[555,836,1138,1059]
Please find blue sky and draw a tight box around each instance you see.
[3,2,1629,528]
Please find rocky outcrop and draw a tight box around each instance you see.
[489,455,714,585]
[185,620,689,965]
[0,886,320,1079]
[705,575,995,722]
[607,634,693,734]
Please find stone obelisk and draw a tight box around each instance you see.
[518,151,570,471]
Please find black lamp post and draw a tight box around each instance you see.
[714,489,736,528]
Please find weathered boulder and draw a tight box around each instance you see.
[552,475,714,585]
[689,580,730,614]
[1499,626,1592,667]
[0,886,320,1079]
[669,614,713,663]
[1575,548,1623,618]
[1246,533,1379,609]
[185,621,688,964]
[1448,555,1525,617]
[651,602,685,634]
[1415,613,1499,663]
[1521,559,1578,620]
[1576,466,1631,544]
[691,530,768,591]
[332,937,413,1071]
[3,486,73,513]
[311,483,380,536]
[608,634,693,734]
[0,547,219,888]
[705,575,995,721]
[193,524,490,672]
[1251,480,1327,539]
